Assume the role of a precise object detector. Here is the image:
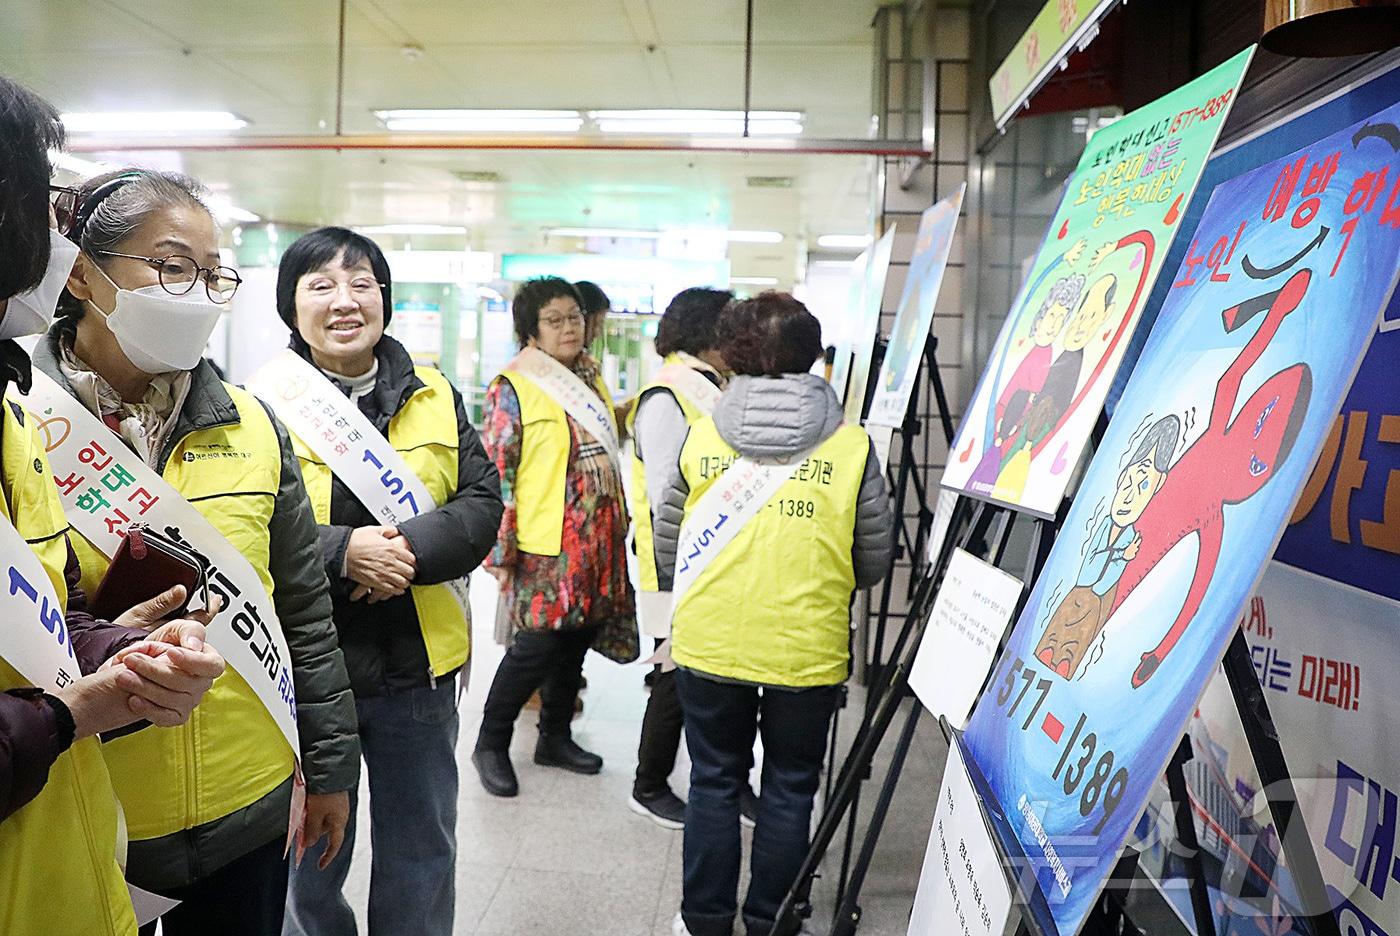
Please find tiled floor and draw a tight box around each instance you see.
[338,569,949,935]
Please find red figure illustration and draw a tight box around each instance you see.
[1113,267,1313,688]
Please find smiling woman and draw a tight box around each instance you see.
[275,226,393,379]
[273,226,503,936]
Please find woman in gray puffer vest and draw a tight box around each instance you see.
[652,292,893,936]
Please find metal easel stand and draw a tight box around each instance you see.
[774,493,1062,936]
[818,334,961,907]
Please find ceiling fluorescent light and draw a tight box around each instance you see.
[817,233,873,250]
[49,151,116,179]
[547,227,662,240]
[724,230,784,244]
[206,195,260,224]
[375,109,583,132]
[62,111,247,134]
[546,227,782,244]
[589,109,803,135]
[731,276,779,286]
[358,224,469,235]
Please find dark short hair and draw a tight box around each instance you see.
[655,287,731,357]
[513,276,582,344]
[56,168,213,324]
[0,76,64,300]
[1128,414,1181,473]
[574,280,610,315]
[277,227,393,329]
[717,291,823,376]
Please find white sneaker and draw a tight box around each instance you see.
[671,912,693,936]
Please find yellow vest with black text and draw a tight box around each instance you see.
[0,400,137,936]
[670,418,869,688]
[626,354,708,592]
[497,367,617,556]
[70,385,295,842]
[292,366,469,678]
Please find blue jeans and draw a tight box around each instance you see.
[675,669,840,936]
[284,678,460,936]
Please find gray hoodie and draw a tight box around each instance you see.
[652,373,893,590]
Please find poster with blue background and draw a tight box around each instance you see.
[963,100,1400,936]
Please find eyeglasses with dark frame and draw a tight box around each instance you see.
[49,185,81,237]
[93,249,242,304]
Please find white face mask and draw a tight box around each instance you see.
[91,274,224,374]
[0,229,80,341]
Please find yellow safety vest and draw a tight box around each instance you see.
[626,354,709,592]
[0,399,137,936]
[670,418,869,688]
[70,385,295,842]
[496,366,617,557]
[292,366,469,678]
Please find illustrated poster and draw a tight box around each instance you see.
[962,100,1400,936]
[941,48,1254,519]
[868,185,966,428]
[844,226,897,424]
[829,245,871,404]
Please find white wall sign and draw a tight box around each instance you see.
[909,548,1023,728]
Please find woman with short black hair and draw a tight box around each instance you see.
[626,286,732,829]
[654,292,893,936]
[266,226,503,936]
[473,276,637,798]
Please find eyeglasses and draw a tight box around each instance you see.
[300,276,385,301]
[50,185,81,237]
[539,310,585,330]
[93,250,242,304]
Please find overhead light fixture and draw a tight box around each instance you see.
[724,230,784,244]
[731,276,779,286]
[545,226,783,244]
[374,109,583,132]
[206,195,260,224]
[49,151,116,178]
[547,226,663,240]
[588,109,804,136]
[61,111,248,134]
[357,224,469,235]
[817,233,873,250]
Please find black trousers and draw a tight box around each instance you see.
[634,661,684,797]
[137,835,288,936]
[477,626,594,750]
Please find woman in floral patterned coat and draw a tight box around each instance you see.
[472,276,636,798]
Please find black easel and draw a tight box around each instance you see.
[820,332,961,901]
[774,489,1060,936]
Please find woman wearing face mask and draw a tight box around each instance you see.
[0,76,226,936]
[32,168,361,936]
[259,227,502,936]
[472,276,637,798]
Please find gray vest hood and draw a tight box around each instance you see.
[712,373,844,459]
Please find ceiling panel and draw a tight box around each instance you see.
[1,0,887,287]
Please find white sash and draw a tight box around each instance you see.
[635,358,722,639]
[652,355,722,415]
[18,371,300,759]
[670,446,818,608]
[506,347,620,468]
[0,510,77,693]
[245,350,470,618]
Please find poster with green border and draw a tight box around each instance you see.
[942,46,1254,520]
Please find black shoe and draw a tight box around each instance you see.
[535,735,603,774]
[472,748,519,797]
[629,788,686,829]
[740,785,758,828]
